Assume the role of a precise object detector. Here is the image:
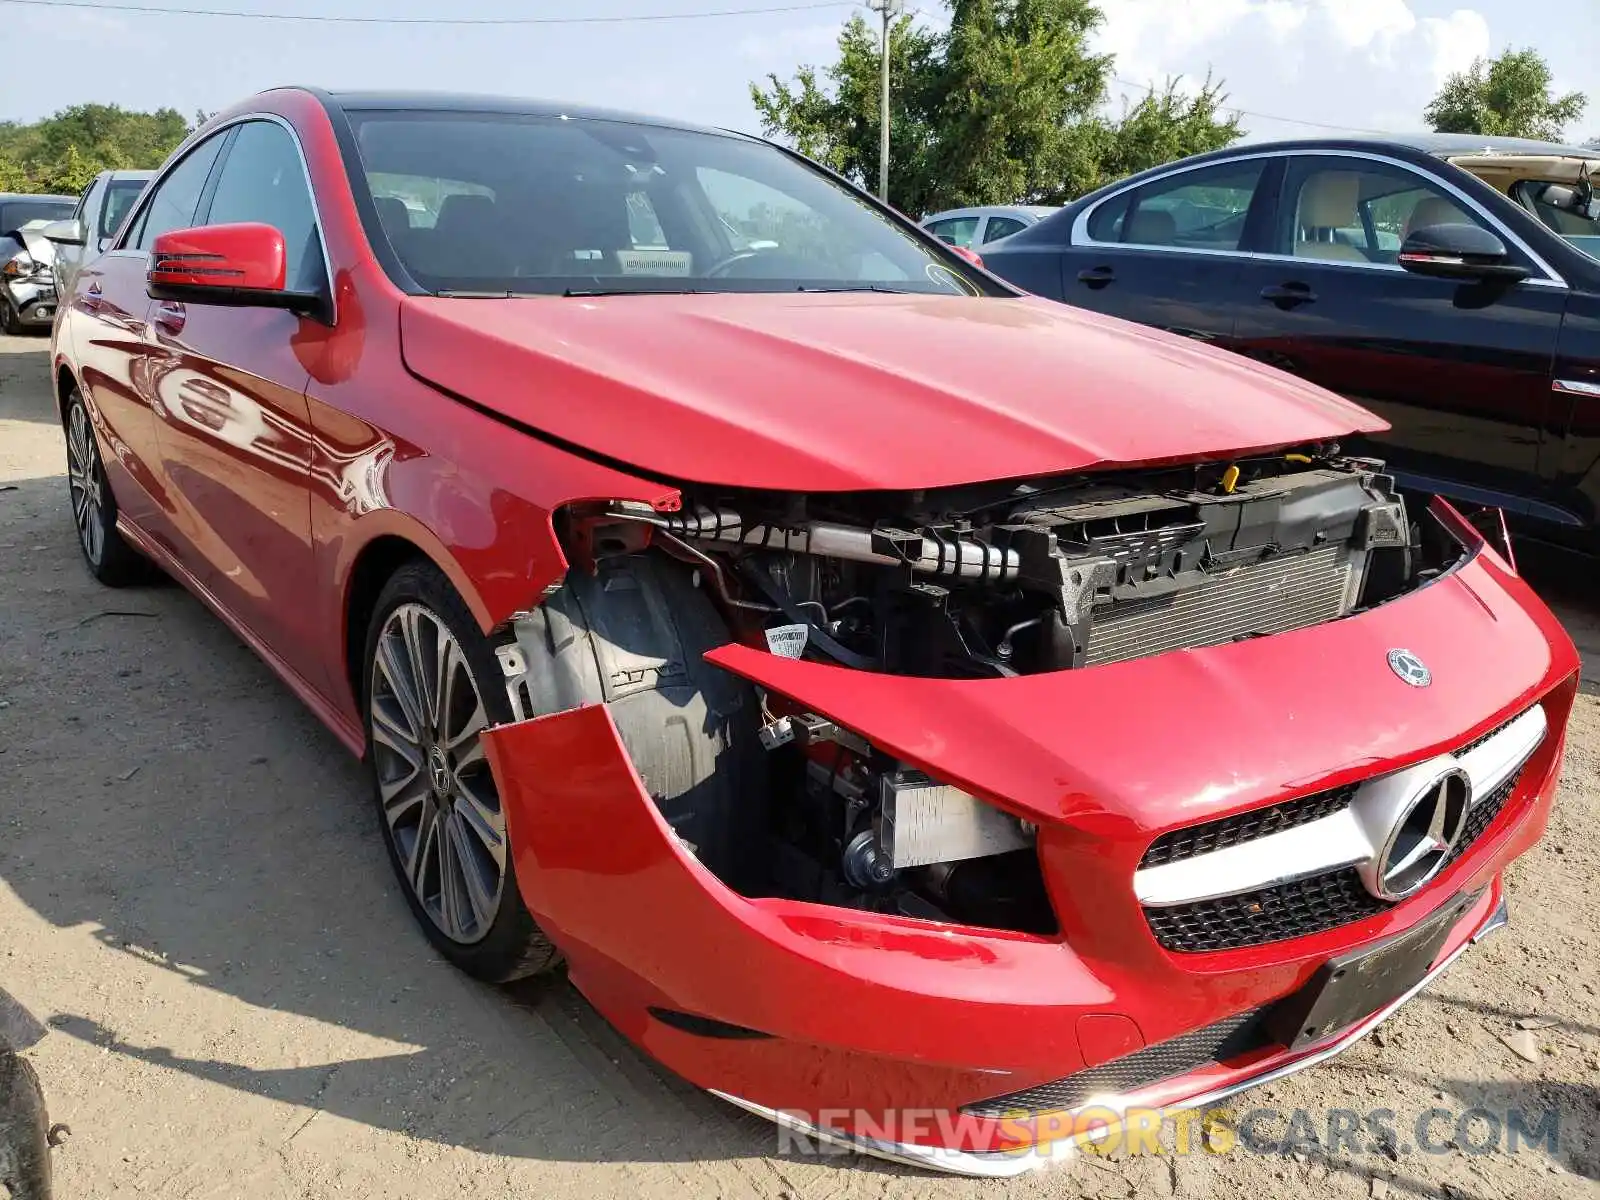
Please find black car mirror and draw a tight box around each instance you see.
[1398,223,1529,283]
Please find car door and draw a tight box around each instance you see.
[1228,153,1566,518]
[142,118,329,695]
[70,137,229,537]
[1056,157,1274,342]
[52,176,100,297]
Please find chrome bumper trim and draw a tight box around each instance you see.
[1135,707,1545,907]
[712,895,1509,1178]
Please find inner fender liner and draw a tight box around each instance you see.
[495,554,764,887]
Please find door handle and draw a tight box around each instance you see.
[154,301,186,334]
[1260,282,1317,308]
[1077,265,1116,289]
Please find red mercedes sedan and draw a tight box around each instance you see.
[51,89,1578,1174]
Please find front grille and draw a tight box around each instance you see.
[1145,766,1526,953]
[1084,542,1354,667]
[962,1009,1271,1117]
[1140,784,1358,869]
[1146,869,1386,953]
[1444,772,1516,868]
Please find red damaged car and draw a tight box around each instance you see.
[52,89,1577,1173]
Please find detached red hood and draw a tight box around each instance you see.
[400,292,1385,491]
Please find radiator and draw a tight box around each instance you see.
[1083,542,1358,667]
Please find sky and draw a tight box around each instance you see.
[1,0,1597,147]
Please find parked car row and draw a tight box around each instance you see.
[0,173,156,337]
[980,133,1600,556]
[46,89,1578,1175]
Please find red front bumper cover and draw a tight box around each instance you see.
[481,537,1576,1172]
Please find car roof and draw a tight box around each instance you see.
[0,193,74,203]
[317,88,750,141]
[1234,132,1600,159]
[102,170,156,182]
[921,205,1059,222]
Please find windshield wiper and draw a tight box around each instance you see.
[562,287,714,297]
[433,289,517,298]
[794,284,914,294]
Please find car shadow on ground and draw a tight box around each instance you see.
[1,467,885,1172]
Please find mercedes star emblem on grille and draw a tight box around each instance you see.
[1387,648,1432,687]
[1369,769,1470,900]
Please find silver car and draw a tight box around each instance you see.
[43,169,156,300]
[919,204,1060,250]
[0,193,75,333]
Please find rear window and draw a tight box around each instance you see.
[0,199,73,233]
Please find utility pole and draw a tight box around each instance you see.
[867,0,902,203]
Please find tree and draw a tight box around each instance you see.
[0,104,196,195]
[751,0,1242,215]
[1099,75,1243,181]
[1424,48,1587,141]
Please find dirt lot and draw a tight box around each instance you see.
[1,330,1597,1200]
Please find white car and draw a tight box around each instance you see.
[920,204,1060,250]
[42,169,156,300]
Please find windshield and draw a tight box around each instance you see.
[343,110,983,297]
[1513,178,1600,261]
[100,179,149,241]
[0,198,73,235]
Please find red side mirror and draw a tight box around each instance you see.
[148,222,289,301]
[948,244,985,269]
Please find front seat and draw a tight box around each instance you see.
[1295,173,1369,262]
[1405,195,1472,238]
[1125,208,1177,245]
[412,193,503,281]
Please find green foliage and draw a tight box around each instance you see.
[1424,49,1587,141]
[0,104,196,195]
[750,0,1243,214]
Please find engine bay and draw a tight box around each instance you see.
[544,446,1472,936]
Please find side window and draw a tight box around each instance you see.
[696,167,830,263]
[132,135,227,250]
[1279,158,1481,265]
[1111,160,1266,251]
[100,181,146,243]
[983,216,1028,242]
[1085,193,1129,242]
[72,178,99,222]
[205,120,325,291]
[925,216,978,248]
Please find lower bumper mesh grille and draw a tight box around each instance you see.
[1144,770,1523,953]
[1084,543,1354,667]
[961,1009,1271,1117]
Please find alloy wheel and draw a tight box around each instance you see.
[369,603,506,945]
[66,402,106,566]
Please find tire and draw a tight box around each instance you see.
[363,560,559,983]
[63,386,148,586]
[1,299,20,335]
[509,553,765,892]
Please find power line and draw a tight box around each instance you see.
[0,0,856,23]
[4,0,1408,139]
[1110,75,1401,138]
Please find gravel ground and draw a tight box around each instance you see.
[1,331,1596,1200]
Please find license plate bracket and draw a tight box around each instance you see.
[1266,888,1483,1053]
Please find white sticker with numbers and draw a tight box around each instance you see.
[763,623,809,659]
